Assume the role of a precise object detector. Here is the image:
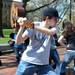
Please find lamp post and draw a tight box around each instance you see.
[69,0,72,21]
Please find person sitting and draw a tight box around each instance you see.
[15,7,60,75]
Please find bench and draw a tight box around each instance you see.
[0,43,14,54]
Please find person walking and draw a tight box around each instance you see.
[15,7,60,75]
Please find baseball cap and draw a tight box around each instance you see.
[43,7,60,19]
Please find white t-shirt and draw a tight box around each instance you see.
[21,22,51,65]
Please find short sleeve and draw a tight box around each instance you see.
[22,29,34,38]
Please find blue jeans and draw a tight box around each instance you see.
[50,49,60,66]
[60,50,75,75]
[16,60,57,75]
[50,49,60,75]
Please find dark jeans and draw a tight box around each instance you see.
[13,44,25,64]
[50,49,61,75]
[50,49,60,67]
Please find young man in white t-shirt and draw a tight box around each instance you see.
[15,7,60,75]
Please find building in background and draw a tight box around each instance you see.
[2,0,23,28]
[2,0,75,28]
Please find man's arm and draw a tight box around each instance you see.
[15,18,29,45]
[34,26,56,36]
[15,27,28,45]
[15,18,57,44]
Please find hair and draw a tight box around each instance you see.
[42,16,52,21]
[10,33,15,39]
[62,21,75,38]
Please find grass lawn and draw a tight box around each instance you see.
[0,37,10,44]
[0,29,14,44]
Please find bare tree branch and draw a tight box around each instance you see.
[26,0,57,13]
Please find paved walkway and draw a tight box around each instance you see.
[0,53,16,75]
[0,47,68,75]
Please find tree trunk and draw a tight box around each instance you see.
[23,0,30,15]
[0,0,4,37]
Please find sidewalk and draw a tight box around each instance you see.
[0,47,64,75]
[0,53,17,75]
[0,47,73,75]
[0,53,37,75]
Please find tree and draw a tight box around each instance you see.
[23,0,30,16]
[23,0,57,21]
[0,0,4,37]
[23,0,30,7]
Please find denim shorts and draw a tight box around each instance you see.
[16,60,57,75]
